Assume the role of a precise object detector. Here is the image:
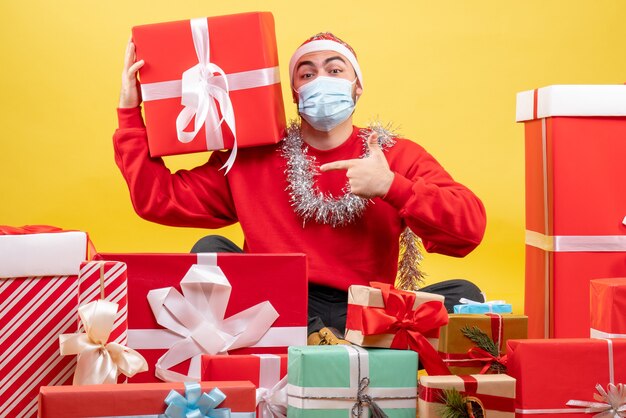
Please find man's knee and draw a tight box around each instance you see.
[420,279,484,313]
[190,235,243,253]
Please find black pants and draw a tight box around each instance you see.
[191,235,484,334]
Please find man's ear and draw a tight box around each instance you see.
[292,89,299,104]
[354,82,363,102]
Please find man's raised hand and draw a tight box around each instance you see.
[320,132,395,199]
[119,38,145,109]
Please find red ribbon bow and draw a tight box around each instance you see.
[360,282,451,375]
[467,347,508,374]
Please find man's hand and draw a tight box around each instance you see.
[119,38,145,109]
[320,132,395,199]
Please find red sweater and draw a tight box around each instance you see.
[113,107,486,291]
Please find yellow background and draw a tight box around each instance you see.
[2,0,626,312]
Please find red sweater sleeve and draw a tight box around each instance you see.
[382,140,486,257]
[112,107,237,228]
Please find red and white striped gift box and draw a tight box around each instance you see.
[77,261,128,346]
[0,227,87,418]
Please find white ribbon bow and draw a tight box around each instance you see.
[567,383,626,417]
[147,263,279,382]
[59,300,148,385]
[256,376,288,418]
[459,298,507,306]
[176,17,238,173]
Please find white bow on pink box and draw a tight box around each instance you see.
[147,262,279,382]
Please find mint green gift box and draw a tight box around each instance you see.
[287,345,417,418]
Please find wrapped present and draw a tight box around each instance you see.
[438,313,527,375]
[287,345,418,418]
[38,380,256,418]
[507,338,626,416]
[418,374,516,417]
[132,12,286,163]
[345,281,449,375]
[516,85,626,338]
[453,298,513,314]
[0,225,89,418]
[202,353,287,418]
[94,253,308,382]
[591,278,626,338]
[59,300,148,385]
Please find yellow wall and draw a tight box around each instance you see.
[2,0,626,312]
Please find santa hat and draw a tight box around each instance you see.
[289,32,363,88]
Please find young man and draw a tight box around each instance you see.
[115,32,487,344]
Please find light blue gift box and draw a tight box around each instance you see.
[287,345,417,418]
[453,299,512,314]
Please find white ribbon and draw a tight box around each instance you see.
[255,354,288,418]
[257,376,288,418]
[175,18,237,173]
[592,329,626,339]
[127,327,307,350]
[459,298,506,306]
[59,300,148,385]
[146,262,279,382]
[525,230,626,252]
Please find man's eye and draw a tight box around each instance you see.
[330,68,342,74]
[302,73,314,79]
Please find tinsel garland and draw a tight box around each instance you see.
[281,120,425,290]
[281,120,396,227]
[396,228,426,290]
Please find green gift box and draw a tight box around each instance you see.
[287,345,418,418]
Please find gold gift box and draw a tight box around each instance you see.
[438,314,527,375]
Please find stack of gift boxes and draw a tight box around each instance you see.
[2,11,626,418]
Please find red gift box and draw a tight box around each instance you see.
[516,85,626,338]
[132,12,286,158]
[94,253,308,383]
[0,226,88,418]
[590,278,626,338]
[507,338,626,417]
[202,354,287,418]
[38,381,256,418]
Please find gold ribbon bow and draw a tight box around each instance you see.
[59,300,148,385]
[567,383,626,417]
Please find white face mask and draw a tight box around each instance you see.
[296,76,357,132]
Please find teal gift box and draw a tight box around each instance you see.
[287,345,418,418]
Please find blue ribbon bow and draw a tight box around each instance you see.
[164,383,232,418]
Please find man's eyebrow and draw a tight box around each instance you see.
[296,56,347,72]
[296,60,315,71]
[324,56,347,65]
